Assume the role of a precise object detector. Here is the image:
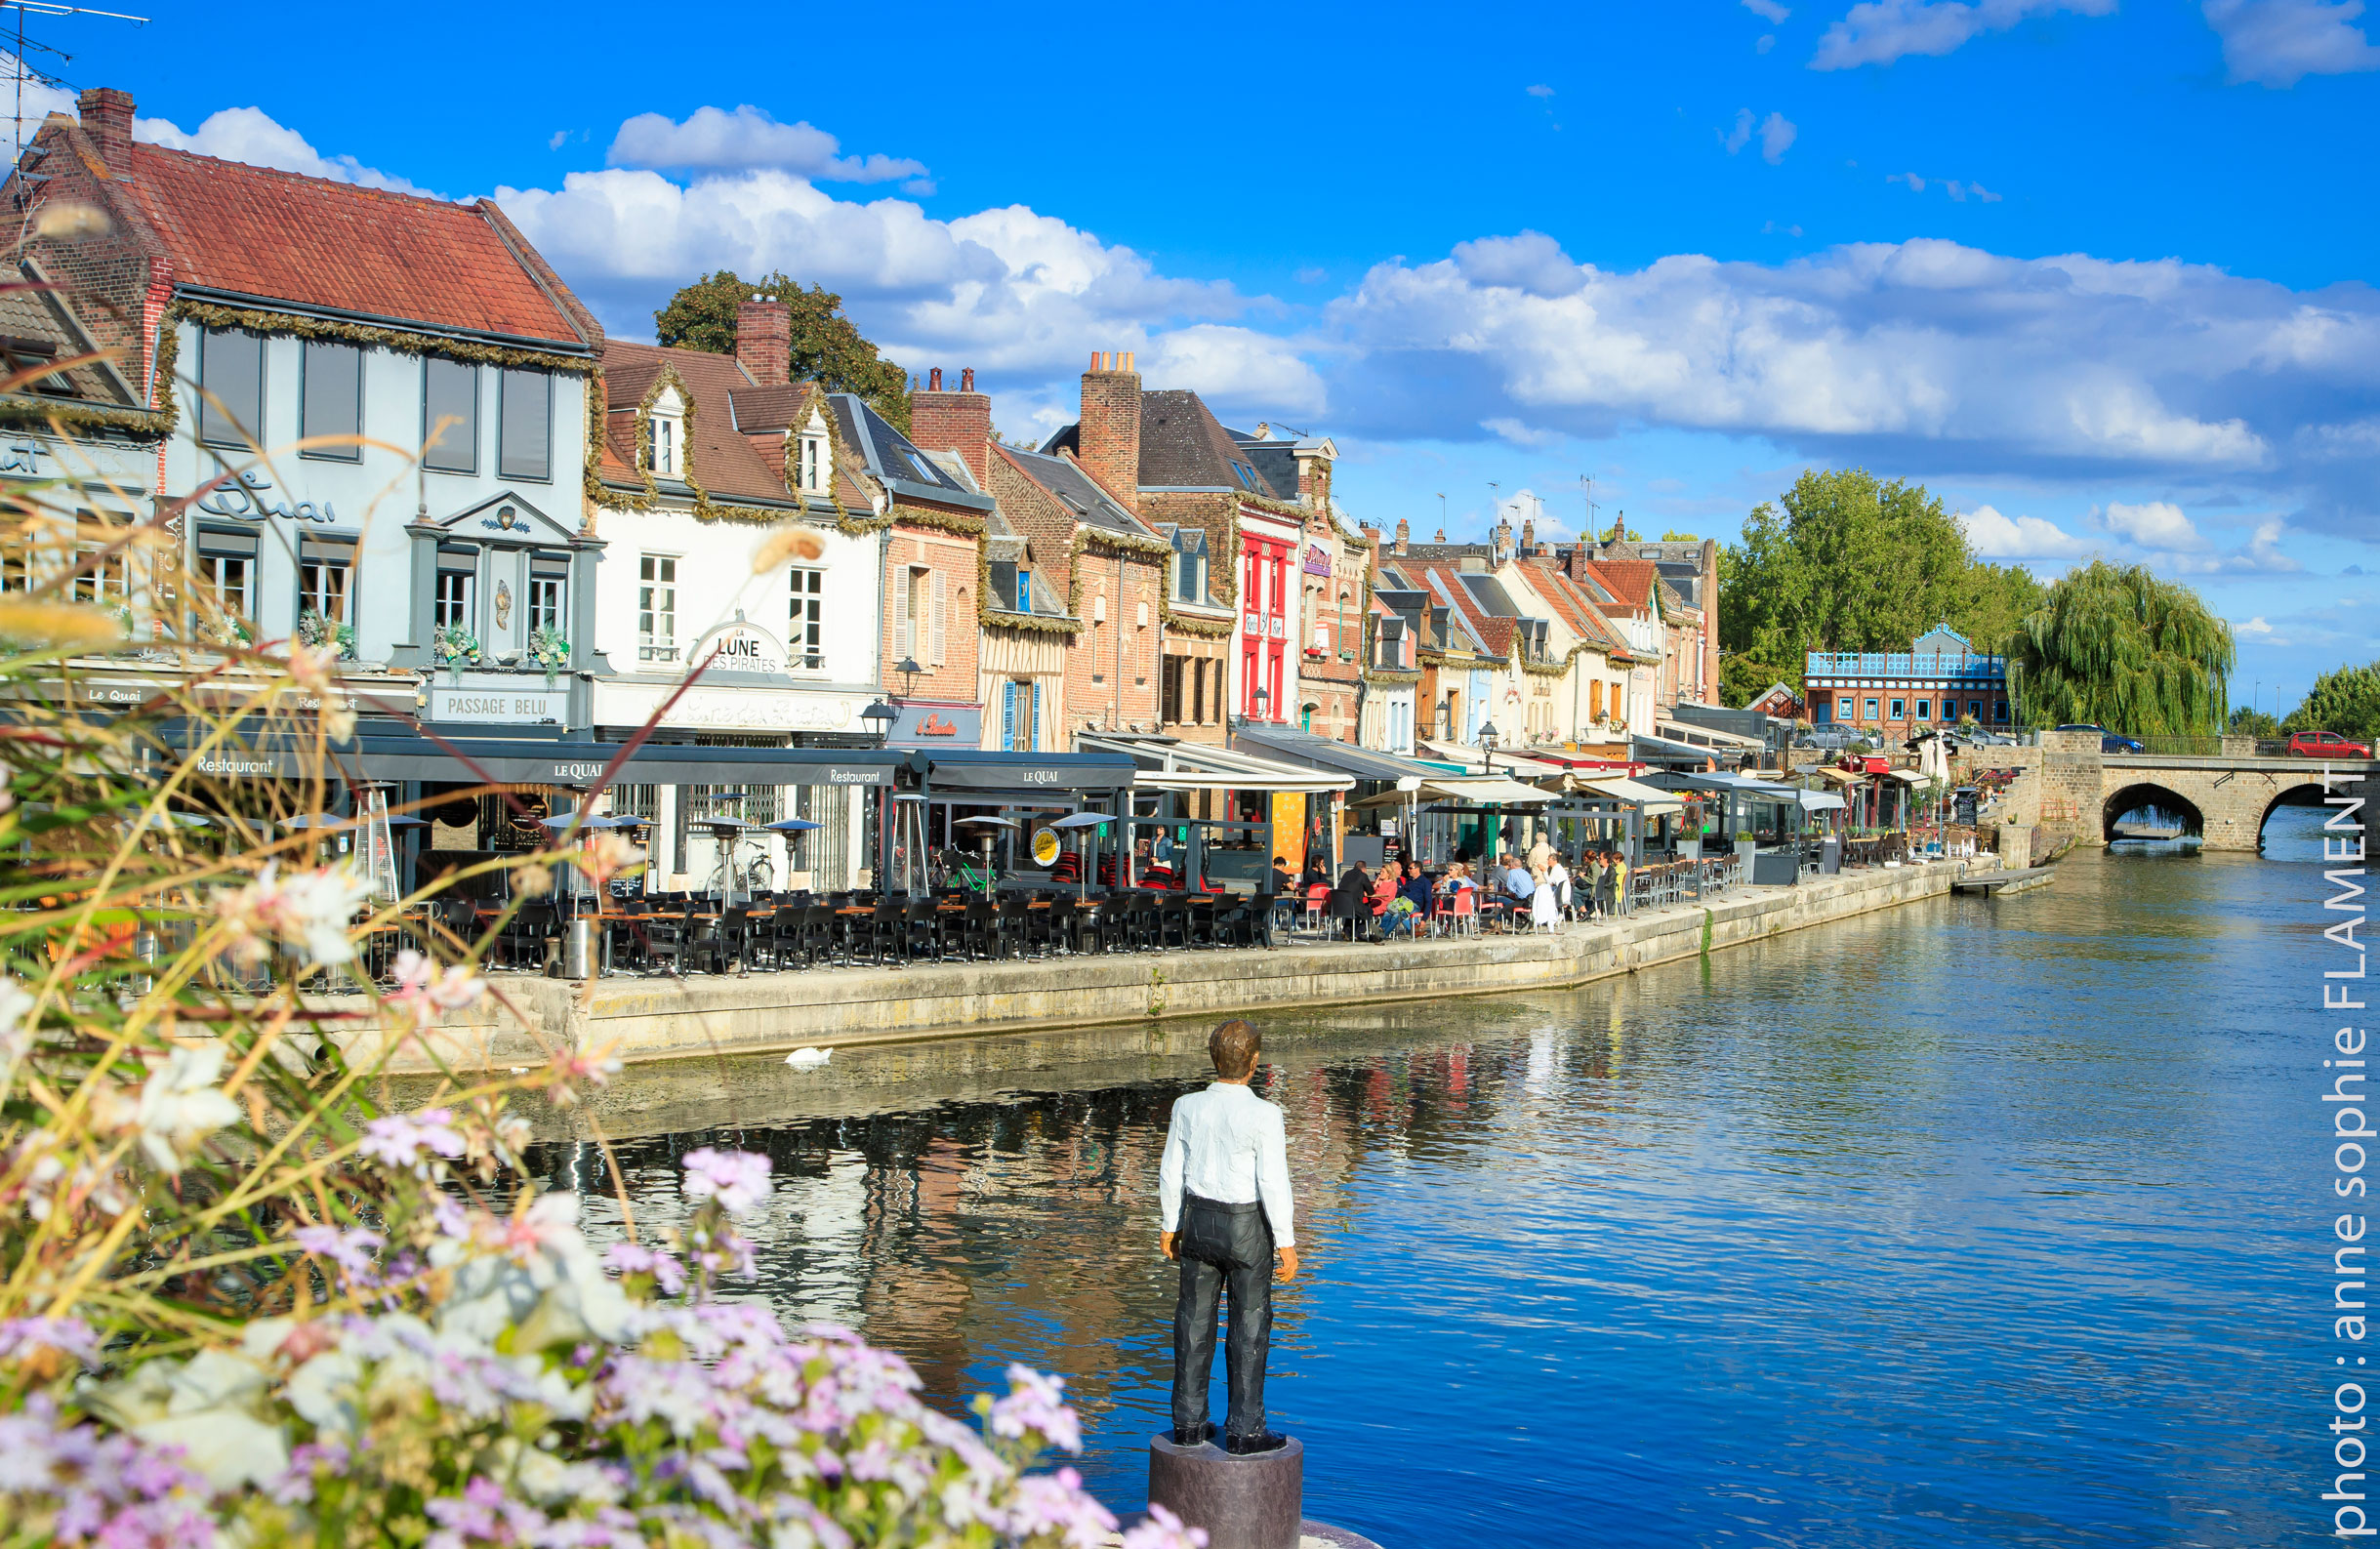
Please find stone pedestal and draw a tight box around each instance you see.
[1148,1434,1304,1549]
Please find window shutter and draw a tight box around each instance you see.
[1029,680,1042,753]
[930,569,947,665]
[1003,681,1017,751]
[895,567,913,659]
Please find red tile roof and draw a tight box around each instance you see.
[1585,558,1660,613]
[599,343,795,505]
[121,143,591,347]
[1513,557,1627,654]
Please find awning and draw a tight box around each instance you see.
[1810,766,1864,787]
[923,751,1135,793]
[1077,732,1353,795]
[1882,768,1935,786]
[1416,737,1565,778]
[1797,791,1848,812]
[1580,776,1685,815]
[1230,723,1445,784]
[1631,732,1722,765]
[1656,719,1767,751]
[1352,775,1556,810]
[162,729,903,789]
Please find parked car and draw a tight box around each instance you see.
[1962,730,2018,747]
[2054,722,2143,754]
[1795,727,1862,752]
[2289,729,2374,759]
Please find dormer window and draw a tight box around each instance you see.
[646,386,684,479]
[650,414,679,477]
[796,422,830,495]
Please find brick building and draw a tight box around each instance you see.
[1805,624,2011,741]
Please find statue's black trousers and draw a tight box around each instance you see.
[1171,1193,1275,1443]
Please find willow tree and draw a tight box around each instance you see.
[2004,561,2233,735]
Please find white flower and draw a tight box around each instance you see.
[215,862,373,967]
[133,1042,242,1174]
[0,975,34,1098]
[383,950,486,1034]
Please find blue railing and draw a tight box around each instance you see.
[1804,652,2006,679]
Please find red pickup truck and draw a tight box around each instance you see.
[2289,729,2374,758]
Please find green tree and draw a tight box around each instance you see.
[1958,559,2048,659]
[2229,705,2283,737]
[1661,529,1700,542]
[2283,661,2380,747]
[1721,469,1972,666]
[1720,651,1796,709]
[2003,560,2233,735]
[654,269,912,431]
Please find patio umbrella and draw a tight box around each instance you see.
[957,816,1019,897]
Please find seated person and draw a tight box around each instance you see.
[1369,860,1403,917]
[1269,856,1295,895]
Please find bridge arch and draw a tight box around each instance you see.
[2102,782,2205,844]
[2258,778,2343,850]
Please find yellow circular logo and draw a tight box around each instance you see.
[1031,827,1061,867]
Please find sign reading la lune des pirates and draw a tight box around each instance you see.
[687,618,789,676]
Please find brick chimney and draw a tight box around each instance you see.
[78,88,134,177]
[1394,518,1410,554]
[1077,349,1140,506]
[910,366,992,485]
[735,296,791,385]
[1521,517,1535,552]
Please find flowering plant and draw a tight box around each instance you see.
[433,624,481,677]
[527,624,570,686]
[0,413,1188,1549]
[296,609,356,661]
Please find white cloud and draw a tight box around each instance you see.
[135,105,430,195]
[2202,0,2380,86]
[1721,109,1796,162]
[1744,0,1793,20]
[1451,231,1587,297]
[2095,499,2206,549]
[1323,237,2312,478]
[1527,83,1556,97]
[1961,504,2092,558]
[606,104,925,183]
[1759,33,1780,51]
[1483,418,1566,449]
[1812,0,2116,69]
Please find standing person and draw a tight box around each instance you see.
[1547,852,1573,920]
[1528,831,1555,874]
[1160,1020,1299,1455]
[1594,852,1618,918]
[1613,847,1631,917]
[1531,862,1560,931]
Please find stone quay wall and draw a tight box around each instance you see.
[333,859,1985,1077]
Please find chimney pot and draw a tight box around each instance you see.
[960,367,974,392]
[928,366,943,391]
[910,364,993,485]
[77,87,134,177]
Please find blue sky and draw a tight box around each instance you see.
[24,0,2380,709]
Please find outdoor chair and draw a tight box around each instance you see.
[863,899,904,965]
[961,899,1005,960]
[642,905,690,977]
[1324,888,1369,942]
[502,902,555,973]
[1156,896,1193,951]
[1301,883,1329,934]
[901,897,941,962]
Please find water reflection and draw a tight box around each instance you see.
[552,820,2336,1547]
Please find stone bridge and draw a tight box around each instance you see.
[1950,729,2379,854]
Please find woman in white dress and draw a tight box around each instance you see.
[1530,863,1561,931]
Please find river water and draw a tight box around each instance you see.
[571,806,2344,1547]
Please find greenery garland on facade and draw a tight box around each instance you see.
[173,300,593,375]
[585,365,868,538]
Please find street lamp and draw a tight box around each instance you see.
[895,657,922,698]
[1478,719,1499,775]
[860,699,898,746]
[1250,685,1270,724]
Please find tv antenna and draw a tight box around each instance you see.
[4,2,148,167]
[1580,473,1599,538]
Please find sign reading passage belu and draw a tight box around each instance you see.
[688,620,789,676]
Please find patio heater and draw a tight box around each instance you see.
[957,815,1019,898]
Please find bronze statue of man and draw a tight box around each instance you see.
[1160,1018,1300,1455]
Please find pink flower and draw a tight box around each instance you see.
[547,1044,622,1109]
[358,1107,467,1174]
[293,1224,384,1279]
[602,1242,685,1295]
[679,1148,770,1215]
[0,1316,101,1369]
[1123,1504,1211,1549]
[1006,1467,1118,1547]
[384,951,485,1034]
[989,1363,1082,1453]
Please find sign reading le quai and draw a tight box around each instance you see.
[691,621,787,676]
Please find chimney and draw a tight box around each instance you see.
[1394,518,1410,555]
[1434,527,1445,543]
[1521,517,1535,552]
[910,365,993,485]
[735,296,792,386]
[78,87,134,177]
[1078,349,1141,506]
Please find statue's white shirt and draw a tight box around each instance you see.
[1160,1080,1295,1247]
